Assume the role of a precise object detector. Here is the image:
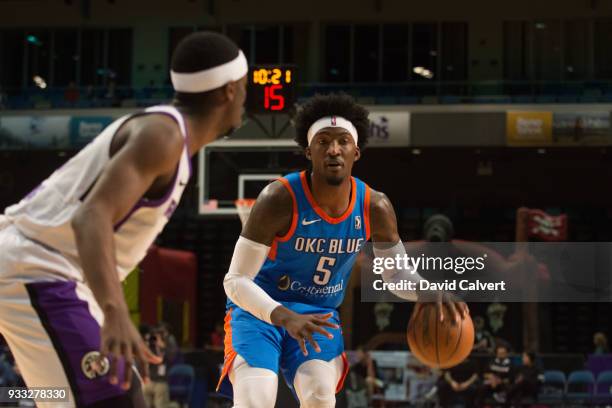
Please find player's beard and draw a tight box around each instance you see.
[325,174,344,186]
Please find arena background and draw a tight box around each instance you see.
[1,0,612,406]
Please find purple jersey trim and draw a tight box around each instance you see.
[184,124,193,178]
[26,281,128,406]
[112,169,178,231]
[113,107,190,231]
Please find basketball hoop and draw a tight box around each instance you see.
[234,199,256,227]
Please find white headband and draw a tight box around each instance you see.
[170,50,248,93]
[306,116,358,146]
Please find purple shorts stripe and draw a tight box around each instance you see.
[26,281,127,407]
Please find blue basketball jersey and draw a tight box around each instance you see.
[230,171,371,310]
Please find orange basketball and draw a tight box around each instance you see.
[407,303,474,369]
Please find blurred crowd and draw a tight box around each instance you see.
[139,322,181,408]
[339,315,611,408]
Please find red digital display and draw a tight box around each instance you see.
[247,66,296,114]
[264,84,285,111]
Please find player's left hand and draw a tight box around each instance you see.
[288,312,339,356]
[101,305,163,390]
[271,307,339,356]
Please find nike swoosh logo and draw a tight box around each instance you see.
[179,181,187,187]
[302,218,321,226]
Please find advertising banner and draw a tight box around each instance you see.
[506,111,552,146]
[552,111,611,145]
[368,111,411,147]
[69,116,113,147]
[0,116,71,149]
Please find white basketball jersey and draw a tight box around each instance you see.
[4,105,191,281]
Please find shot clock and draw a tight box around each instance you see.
[246,65,296,114]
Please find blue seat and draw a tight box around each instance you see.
[75,100,93,108]
[10,99,34,109]
[376,96,397,105]
[397,96,420,104]
[168,364,195,407]
[566,370,595,404]
[535,95,556,103]
[440,95,462,104]
[595,370,612,404]
[538,370,565,404]
[512,95,534,103]
[579,95,602,103]
[557,95,578,103]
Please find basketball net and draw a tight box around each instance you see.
[234,199,256,227]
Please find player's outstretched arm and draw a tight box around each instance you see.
[223,181,338,356]
[71,115,183,388]
[369,189,416,299]
[369,189,468,321]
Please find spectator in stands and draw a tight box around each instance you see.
[157,322,179,364]
[0,341,22,389]
[351,345,381,401]
[437,357,479,407]
[594,332,609,354]
[473,315,495,353]
[0,334,9,358]
[10,362,25,387]
[477,344,512,404]
[63,81,79,105]
[105,80,119,106]
[506,351,540,406]
[208,320,224,350]
[144,80,157,99]
[105,80,115,99]
[84,85,96,101]
[142,325,172,408]
[139,323,152,338]
[345,369,369,408]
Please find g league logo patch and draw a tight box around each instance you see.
[81,351,110,379]
[354,216,362,230]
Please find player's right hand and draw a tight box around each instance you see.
[271,307,339,356]
[100,305,162,390]
[415,288,469,323]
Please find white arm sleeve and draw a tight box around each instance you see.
[223,236,282,324]
[373,240,423,302]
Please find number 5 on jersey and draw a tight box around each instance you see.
[313,256,336,285]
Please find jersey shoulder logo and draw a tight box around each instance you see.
[301,217,321,226]
[354,216,362,230]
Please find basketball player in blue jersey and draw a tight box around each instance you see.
[219,93,468,407]
[0,32,247,407]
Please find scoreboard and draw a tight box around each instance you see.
[246,65,296,114]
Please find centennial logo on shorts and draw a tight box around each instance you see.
[354,216,362,230]
[278,275,291,291]
[81,351,110,379]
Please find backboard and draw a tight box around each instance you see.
[198,139,307,215]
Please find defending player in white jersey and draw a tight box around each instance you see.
[0,32,247,407]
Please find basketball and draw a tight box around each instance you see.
[407,303,474,369]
